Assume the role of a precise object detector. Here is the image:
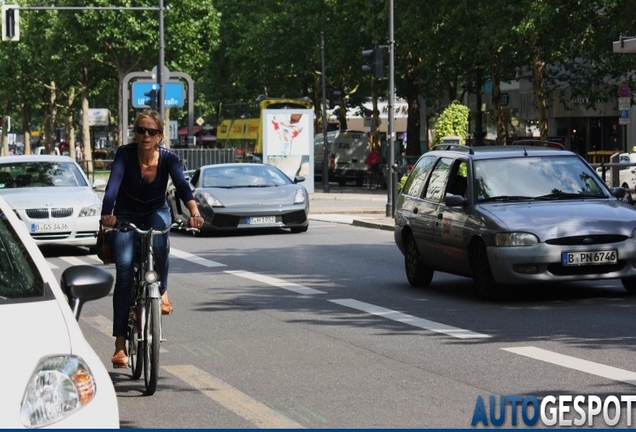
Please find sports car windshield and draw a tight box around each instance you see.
[474,155,609,202]
[0,210,46,300]
[0,161,88,189]
[202,165,293,188]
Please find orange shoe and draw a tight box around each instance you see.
[111,351,128,369]
[161,292,173,315]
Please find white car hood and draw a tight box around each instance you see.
[0,187,99,209]
[0,299,71,421]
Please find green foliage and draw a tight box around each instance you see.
[432,101,469,145]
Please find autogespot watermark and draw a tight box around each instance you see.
[471,395,636,427]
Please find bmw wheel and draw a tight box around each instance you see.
[404,234,433,287]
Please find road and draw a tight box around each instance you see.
[42,219,636,428]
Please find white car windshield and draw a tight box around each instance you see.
[0,210,47,300]
[474,156,609,202]
[0,161,87,189]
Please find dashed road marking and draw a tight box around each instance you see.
[330,298,491,339]
[60,256,89,266]
[225,270,326,295]
[163,365,304,428]
[503,346,636,386]
[171,248,227,267]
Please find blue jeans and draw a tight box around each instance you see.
[112,204,171,337]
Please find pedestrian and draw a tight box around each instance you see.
[75,142,83,165]
[100,109,204,368]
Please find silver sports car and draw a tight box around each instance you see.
[167,163,309,234]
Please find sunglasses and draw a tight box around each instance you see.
[136,126,161,136]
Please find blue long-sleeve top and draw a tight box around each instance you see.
[101,143,194,216]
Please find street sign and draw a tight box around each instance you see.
[131,81,184,108]
[619,97,631,110]
[618,84,631,98]
[169,120,178,140]
[620,117,631,125]
[86,109,109,126]
[620,110,630,118]
[196,117,204,126]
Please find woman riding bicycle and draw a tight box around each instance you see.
[101,109,204,368]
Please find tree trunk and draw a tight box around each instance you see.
[531,44,549,141]
[491,68,507,145]
[405,63,420,156]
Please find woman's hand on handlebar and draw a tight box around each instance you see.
[101,215,117,228]
[188,214,204,229]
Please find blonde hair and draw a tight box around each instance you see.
[133,110,164,135]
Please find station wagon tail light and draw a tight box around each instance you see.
[496,232,538,246]
[21,355,97,428]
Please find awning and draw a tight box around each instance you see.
[177,126,201,136]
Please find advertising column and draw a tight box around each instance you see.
[262,109,314,193]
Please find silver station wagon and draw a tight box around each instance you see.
[394,144,636,300]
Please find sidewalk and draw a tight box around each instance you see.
[308,184,395,231]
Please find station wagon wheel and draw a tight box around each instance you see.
[404,234,433,287]
[621,278,636,294]
[472,243,502,300]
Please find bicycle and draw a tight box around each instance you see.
[365,168,385,190]
[107,221,197,395]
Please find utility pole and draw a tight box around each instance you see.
[157,0,165,118]
[387,0,395,217]
[320,31,330,193]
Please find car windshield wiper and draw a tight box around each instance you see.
[536,192,600,200]
[479,195,535,202]
[247,184,276,187]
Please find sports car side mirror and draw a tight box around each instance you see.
[294,176,306,184]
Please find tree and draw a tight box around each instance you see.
[432,101,470,145]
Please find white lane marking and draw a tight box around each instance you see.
[503,346,636,386]
[171,248,227,267]
[47,260,59,269]
[225,270,326,295]
[330,298,491,339]
[164,365,304,428]
[60,256,88,266]
[87,254,103,263]
[84,314,168,353]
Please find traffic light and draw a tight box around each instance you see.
[328,89,341,109]
[144,89,158,110]
[2,5,19,41]
[362,46,383,79]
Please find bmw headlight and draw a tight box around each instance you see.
[79,204,100,217]
[203,192,223,207]
[495,232,539,246]
[294,189,305,204]
[21,355,97,428]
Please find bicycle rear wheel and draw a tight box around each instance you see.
[127,306,143,380]
[143,297,161,395]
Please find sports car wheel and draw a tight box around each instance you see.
[404,234,433,287]
[471,243,503,300]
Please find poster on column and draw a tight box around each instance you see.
[262,109,314,193]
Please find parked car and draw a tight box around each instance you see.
[314,130,369,186]
[0,194,119,428]
[595,152,636,204]
[394,143,636,300]
[92,149,114,170]
[167,163,309,233]
[0,155,105,251]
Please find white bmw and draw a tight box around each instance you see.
[0,155,105,250]
[0,194,119,427]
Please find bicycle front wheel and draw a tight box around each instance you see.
[143,297,161,395]
[127,307,143,380]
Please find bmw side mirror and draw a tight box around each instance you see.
[611,186,626,199]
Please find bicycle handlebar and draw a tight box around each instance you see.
[105,221,199,235]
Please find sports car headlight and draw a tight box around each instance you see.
[203,192,223,207]
[495,232,538,246]
[21,355,97,428]
[79,204,101,217]
[294,189,305,204]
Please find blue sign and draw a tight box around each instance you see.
[131,81,184,108]
[621,110,630,118]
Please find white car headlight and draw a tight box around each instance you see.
[21,355,97,428]
[294,189,305,204]
[495,232,539,246]
[203,192,223,207]
[79,204,101,217]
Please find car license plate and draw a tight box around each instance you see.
[561,250,617,266]
[30,223,69,232]
[246,216,275,225]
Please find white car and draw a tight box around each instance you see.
[0,194,119,428]
[595,153,636,204]
[0,155,106,250]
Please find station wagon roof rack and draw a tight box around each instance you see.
[430,144,474,154]
[508,139,565,150]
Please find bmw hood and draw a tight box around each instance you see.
[480,200,636,239]
[0,187,100,209]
